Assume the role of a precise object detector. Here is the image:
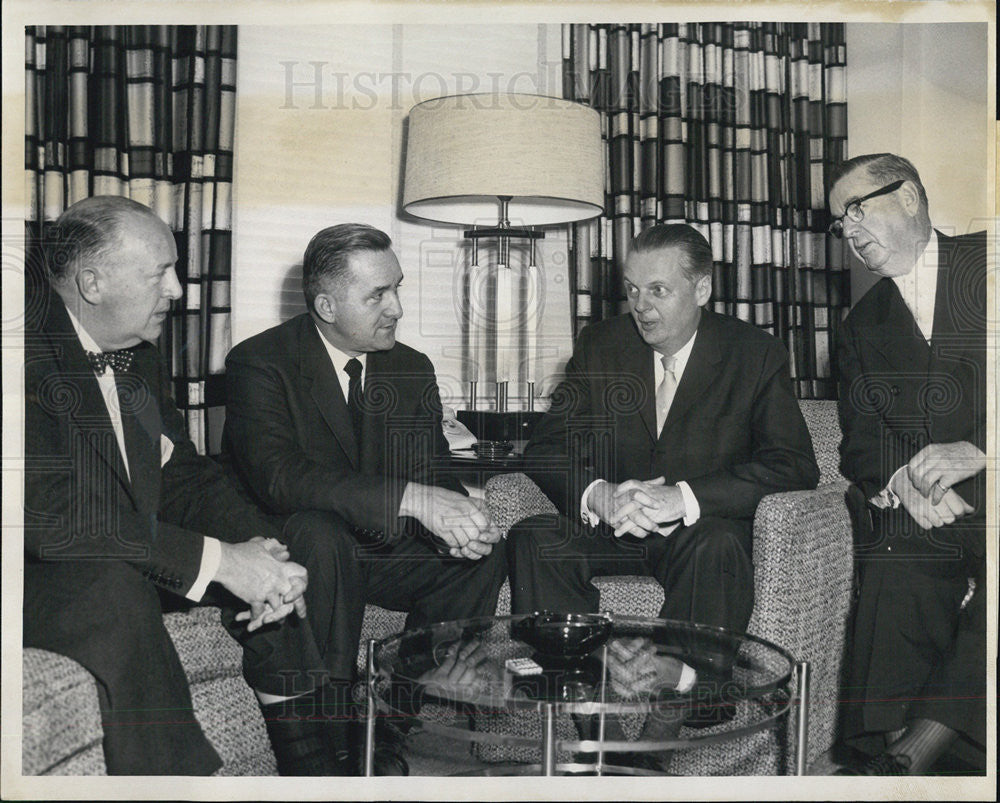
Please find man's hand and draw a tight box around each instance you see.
[611,477,685,537]
[418,639,496,702]
[588,480,653,537]
[588,479,679,538]
[605,637,689,698]
[890,469,974,531]
[399,482,501,560]
[216,537,308,632]
[907,441,986,504]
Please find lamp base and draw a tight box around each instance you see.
[457,410,544,442]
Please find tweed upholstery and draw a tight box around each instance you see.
[798,400,843,486]
[472,401,853,774]
[22,399,851,776]
[22,649,107,775]
[22,608,277,776]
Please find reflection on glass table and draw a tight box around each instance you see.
[364,613,809,776]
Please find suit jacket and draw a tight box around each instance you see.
[524,309,819,521]
[836,230,986,561]
[24,289,276,597]
[223,313,462,540]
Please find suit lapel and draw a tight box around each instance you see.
[930,232,983,353]
[43,297,138,505]
[300,319,360,468]
[659,310,721,438]
[864,280,931,372]
[360,351,389,471]
[119,346,164,513]
[619,326,658,442]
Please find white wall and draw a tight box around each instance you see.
[845,22,990,300]
[232,22,992,396]
[232,25,569,411]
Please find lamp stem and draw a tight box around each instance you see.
[494,196,513,404]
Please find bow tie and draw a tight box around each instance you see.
[85,348,136,374]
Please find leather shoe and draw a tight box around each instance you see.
[259,701,357,775]
[834,752,911,775]
[372,718,410,776]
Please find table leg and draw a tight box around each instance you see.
[596,642,608,776]
[541,703,556,776]
[364,638,377,777]
[795,661,810,776]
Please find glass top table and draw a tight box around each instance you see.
[363,613,809,776]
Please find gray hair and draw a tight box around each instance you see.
[45,196,160,282]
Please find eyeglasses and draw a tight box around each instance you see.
[828,180,905,239]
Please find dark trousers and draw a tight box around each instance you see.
[24,512,507,774]
[234,509,509,692]
[506,512,754,633]
[843,554,986,752]
[24,559,223,775]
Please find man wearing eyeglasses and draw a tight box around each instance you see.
[830,154,986,775]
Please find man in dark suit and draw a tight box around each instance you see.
[830,154,986,775]
[506,223,818,768]
[223,223,507,773]
[23,196,357,776]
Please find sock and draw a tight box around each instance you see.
[886,719,957,774]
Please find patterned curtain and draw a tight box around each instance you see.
[563,22,849,399]
[25,25,236,453]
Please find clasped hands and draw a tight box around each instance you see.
[891,441,984,531]
[605,637,690,699]
[417,638,497,702]
[400,482,501,560]
[218,536,308,632]
[590,477,684,538]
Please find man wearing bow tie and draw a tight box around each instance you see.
[830,154,986,775]
[24,196,352,775]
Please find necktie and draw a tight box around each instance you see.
[344,357,364,444]
[86,348,135,374]
[655,355,677,435]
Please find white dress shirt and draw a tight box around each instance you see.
[581,328,702,531]
[872,230,941,510]
[65,309,219,601]
[891,229,939,344]
[314,323,367,401]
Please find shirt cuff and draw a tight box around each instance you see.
[580,479,606,528]
[677,662,698,693]
[186,536,222,602]
[870,467,905,510]
[677,481,700,526]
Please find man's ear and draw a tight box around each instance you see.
[76,268,101,304]
[898,180,922,217]
[313,293,337,325]
[695,273,712,306]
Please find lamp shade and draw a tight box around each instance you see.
[402,93,604,226]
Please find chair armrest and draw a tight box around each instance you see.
[749,480,854,767]
[22,648,106,775]
[483,472,558,536]
[750,480,854,638]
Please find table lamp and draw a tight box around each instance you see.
[402,92,603,414]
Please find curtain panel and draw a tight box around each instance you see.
[25,25,237,454]
[563,22,849,399]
